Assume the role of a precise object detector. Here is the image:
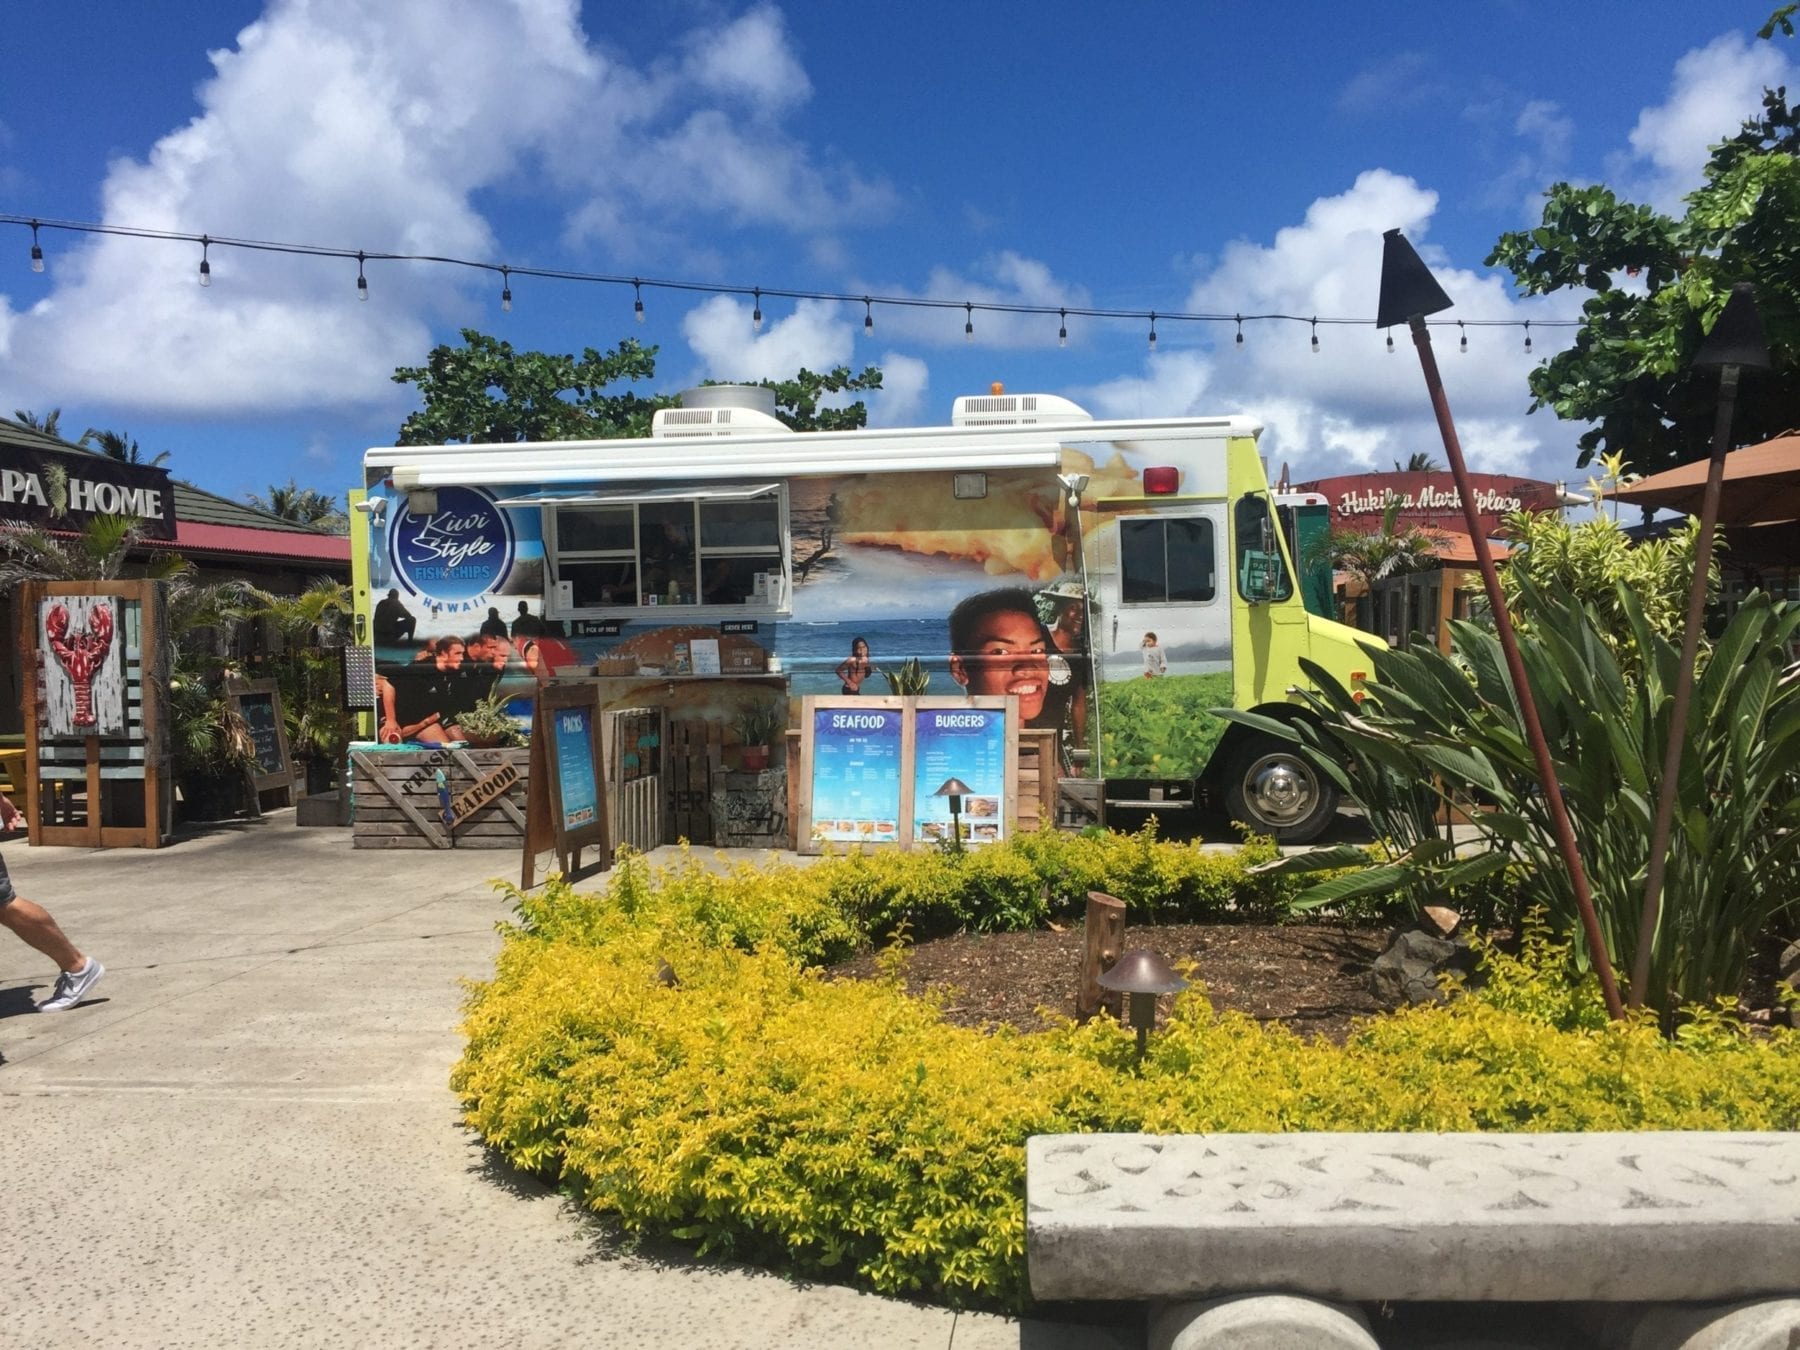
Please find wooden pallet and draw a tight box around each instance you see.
[349,745,530,849]
[667,718,723,845]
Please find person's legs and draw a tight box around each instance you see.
[0,894,85,973]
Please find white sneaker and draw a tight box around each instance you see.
[39,959,104,1012]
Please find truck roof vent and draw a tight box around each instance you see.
[951,392,1092,427]
[652,399,793,438]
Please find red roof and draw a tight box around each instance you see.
[161,521,351,565]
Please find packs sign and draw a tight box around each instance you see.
[0,442,176,541]
[1291,471,1560,539]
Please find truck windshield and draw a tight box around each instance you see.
[1234,494,1293,604]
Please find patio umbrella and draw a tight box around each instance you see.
[1610,431,1800,525]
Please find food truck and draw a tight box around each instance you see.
[354,386,1375,843]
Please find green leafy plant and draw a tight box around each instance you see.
[1097,671,1232,777]
[1248,580,1800,1024]
[733,702,781,747]
[456,693,523,747]
[881,656,932,695]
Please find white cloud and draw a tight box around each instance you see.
[867,352,929,427]
[1614,33,1795,211]
[1335,52,1436,116]
[1070,170,1582,483]
[0,0,893,419]
[681,295,853,384]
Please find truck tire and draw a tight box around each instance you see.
[1222,736,1338,843]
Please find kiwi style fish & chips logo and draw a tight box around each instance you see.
[389,486,515,614]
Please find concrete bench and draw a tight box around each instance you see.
[1027,1132,1800,1349]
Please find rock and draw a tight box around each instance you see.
[1583,1297,1800,1350]
[1151,1295,1378,1350]
[1420,904,1462,938]
[1779,939,1800,987]
[1368,928,1476,1008]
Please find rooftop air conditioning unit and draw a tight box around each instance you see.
[950,392,1093,428]
[652,385,794,438]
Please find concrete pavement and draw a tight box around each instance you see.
[0,817,1128,1350]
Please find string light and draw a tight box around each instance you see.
[1458,320,1468,354]
[752,288,763,332]
[3,214,1582,347]
[501,266,512,312]
[1385,328,1394,354]
[198,234,211,288]
[1147,311,1158,352]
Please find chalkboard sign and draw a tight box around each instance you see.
[226,679,293,793]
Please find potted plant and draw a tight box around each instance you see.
[456,693,524,749]
[169,671,256,820]
[733,703,781,773]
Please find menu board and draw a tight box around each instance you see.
[912,706,1008,847]
[809,706,903,845]
[553,705,599,831]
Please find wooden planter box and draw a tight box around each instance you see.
[349,744,530,850]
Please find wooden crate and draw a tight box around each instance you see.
[349,745,530,850]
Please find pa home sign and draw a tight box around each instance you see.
[0,441,177,542]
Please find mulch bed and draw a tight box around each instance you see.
[831,922,1395,1043]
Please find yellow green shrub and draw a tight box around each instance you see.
[456,862,1800,1312]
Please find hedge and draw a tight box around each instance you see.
[454,848,1800,1312]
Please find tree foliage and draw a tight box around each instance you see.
[1311,498,1441,594]
[10,408,63,437]
[80,427,171,467]
[248,479,349,534]
[1488,39,1800,474]
[392,328,884,444]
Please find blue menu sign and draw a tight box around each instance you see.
[912,707,1007,846]
[553,705,598,831]
[810,707,903,845]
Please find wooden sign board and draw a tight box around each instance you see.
[226,679,294,797]
[453,760,519,823]
[797,695,1016,853]
[521,681,609,888]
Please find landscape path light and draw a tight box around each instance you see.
[932,776,973,852]
[1631,283,1770,1012]
[1097,948,1189,1062]
[1378,227,1625,1021]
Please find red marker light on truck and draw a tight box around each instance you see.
[1142,466,1179,495]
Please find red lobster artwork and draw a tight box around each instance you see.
[45,602,116,729]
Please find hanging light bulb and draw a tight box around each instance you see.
[1148,312,1158,352]
[863,298,873,336]
[501,267,512,313]
[1310,318,1320,354]
[1523,320,1533,354]
[633,279,645,323]
[1234,315,1245,350]
[30,220,44,273]
[198,235,211,288]
[1458,320,1468,354]
[356,250,368,301]
[1385,328,1395,354]
[963,302,974,343]
[752,288,763,332]
[1058,308,1068,348]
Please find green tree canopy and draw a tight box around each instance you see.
[392,329,884,443]
[10,408,64,437]
[81,427,171,467]
[248,480,349,534]
[1488,36,1799,475]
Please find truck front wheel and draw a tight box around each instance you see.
[1222,737,1338,843]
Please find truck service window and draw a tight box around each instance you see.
[1120,516,1215,604]
[551,489,787,613]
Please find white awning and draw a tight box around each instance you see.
[499,483,780,508]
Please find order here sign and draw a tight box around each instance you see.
[0,439,177,542]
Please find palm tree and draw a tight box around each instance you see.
[1308,499,1441,595]
[11,408,64,437]
[1393,451,1445,473]
[80,427,171,467]
[248,480,349,534]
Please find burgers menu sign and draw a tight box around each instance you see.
[0,441,176,541]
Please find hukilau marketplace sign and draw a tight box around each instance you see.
[0,441,176,542]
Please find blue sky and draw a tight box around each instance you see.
[2,2,1793,508]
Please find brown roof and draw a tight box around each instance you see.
[1610,432,1800,525]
